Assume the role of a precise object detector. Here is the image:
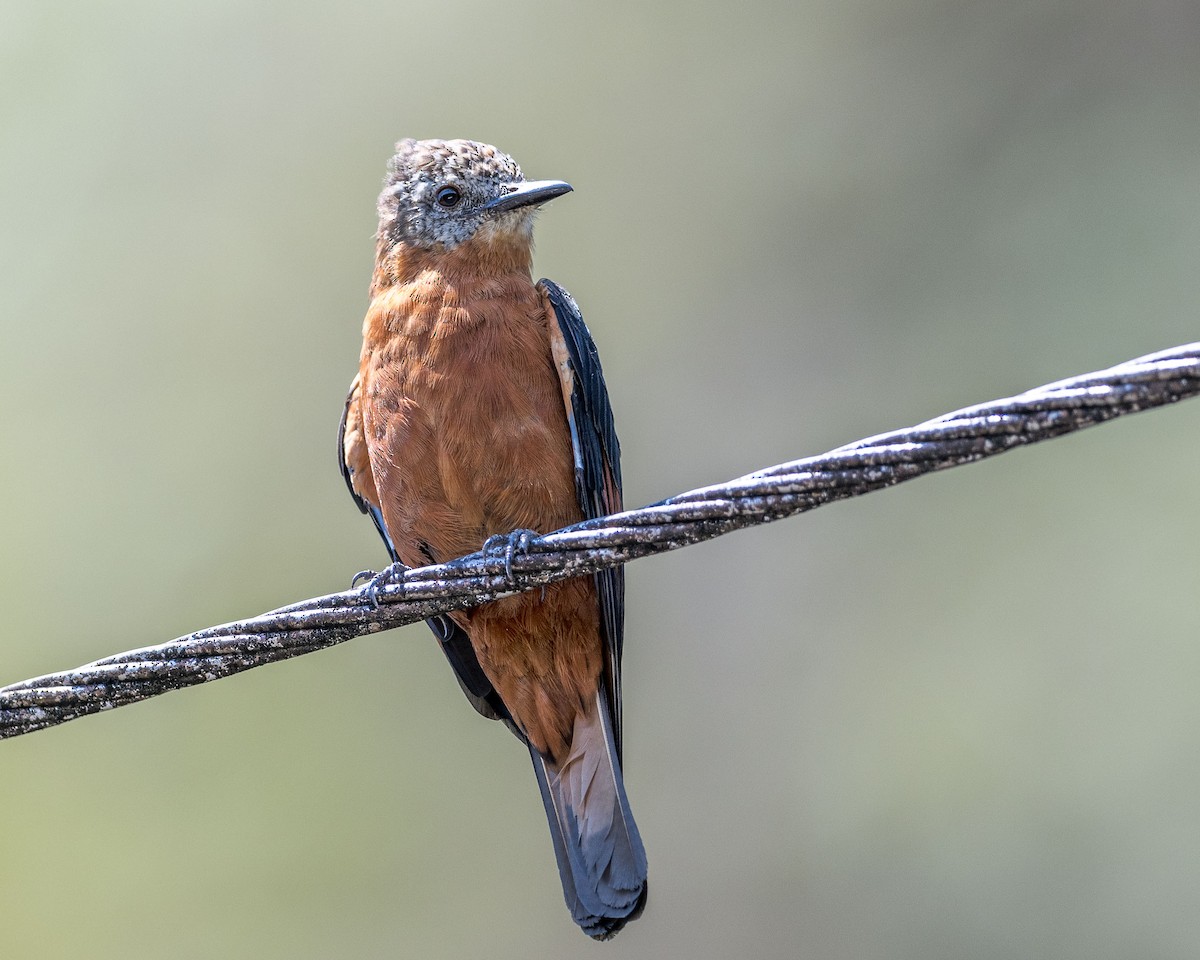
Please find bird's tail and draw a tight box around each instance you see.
[529,691,648,940]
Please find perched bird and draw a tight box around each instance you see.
[339,138,647,939]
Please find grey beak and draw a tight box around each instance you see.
[481,179,573,214]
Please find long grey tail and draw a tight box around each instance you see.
[529,691,648,940]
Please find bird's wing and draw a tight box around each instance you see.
[538,279,627,760]
[338,375,512,725]
[338,374,397,558]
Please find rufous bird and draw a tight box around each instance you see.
[338,138,647,939]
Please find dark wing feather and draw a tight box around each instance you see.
[336,381,373,518]
[338,382,513,727]
[538,279,626,760]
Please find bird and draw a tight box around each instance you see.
[338,138,648,939]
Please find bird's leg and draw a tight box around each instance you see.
[482,529,538,587]
[352,561,408,609]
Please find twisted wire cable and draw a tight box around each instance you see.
[3,341,1197,739]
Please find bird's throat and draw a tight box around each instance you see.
[371,228,534,297]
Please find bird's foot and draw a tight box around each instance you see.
[352,561,408,609]
[482,529,538,587]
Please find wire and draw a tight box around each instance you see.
[2,341,1197,739]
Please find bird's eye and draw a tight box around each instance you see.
[436,186,461,207]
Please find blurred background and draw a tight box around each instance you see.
[2,0,1200,957]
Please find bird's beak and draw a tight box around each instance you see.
[481,179,573,214]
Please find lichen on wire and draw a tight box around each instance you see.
[2,342,1198,740]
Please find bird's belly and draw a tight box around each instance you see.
[439,396,578,529]
[366,309,581,565]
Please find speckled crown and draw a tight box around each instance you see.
[385,139,523,193]
[376,139,532,249]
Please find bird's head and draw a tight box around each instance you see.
[376,139,571,253]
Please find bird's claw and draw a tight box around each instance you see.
[353,561,407,609]
[482,529,537,586]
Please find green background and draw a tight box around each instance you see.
[3,1,1200,957]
